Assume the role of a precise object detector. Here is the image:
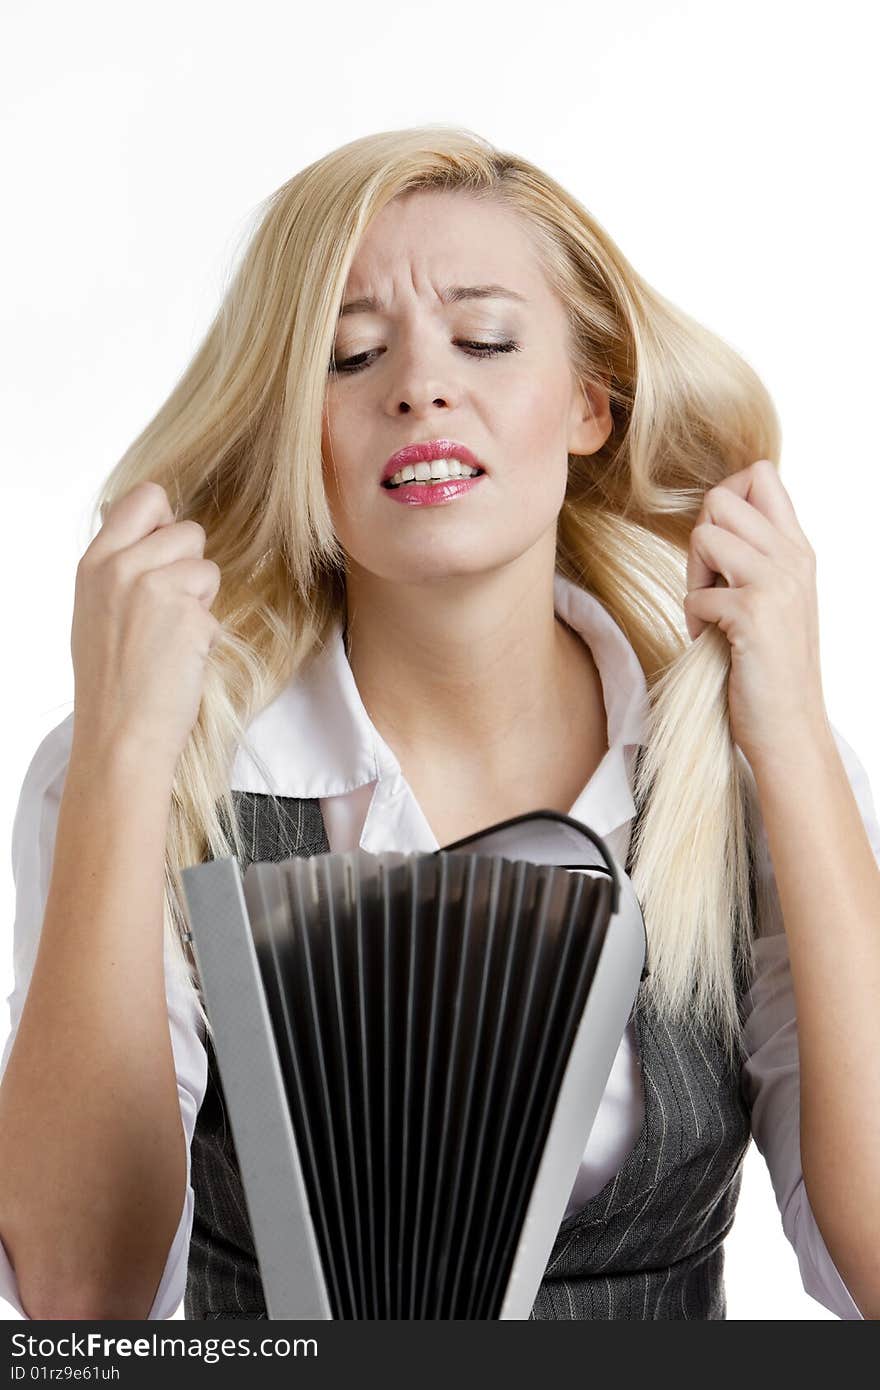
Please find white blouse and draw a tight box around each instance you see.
[2,571,877,1320]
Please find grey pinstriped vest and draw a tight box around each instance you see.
[184,774,755,1321]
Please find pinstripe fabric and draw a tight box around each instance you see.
[528,990,751,1319]
[185,783,753,1320]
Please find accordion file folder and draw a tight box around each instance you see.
[181,809,647,1320]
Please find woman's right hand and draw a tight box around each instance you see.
[71,480,223,774]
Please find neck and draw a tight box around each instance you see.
[342,548,599,784]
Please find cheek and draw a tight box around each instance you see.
[321,396,364,491]
[502,372,566,444]
[320,411,352,504]
[504,388,571,490]
[319,441,336,499]
[320,406,341,462]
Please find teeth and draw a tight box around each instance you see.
[386,458,481,487]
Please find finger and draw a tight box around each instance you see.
[695,483,781,559]
[96,483,177,553]
[687,521,766,595]
[684,581,738,640]
[712,460,806,547]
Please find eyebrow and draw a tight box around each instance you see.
[339,283,529,317]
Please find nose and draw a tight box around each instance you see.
[381,319,460,416]
[396,393,449,414]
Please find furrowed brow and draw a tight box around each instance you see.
[339,284,529,317]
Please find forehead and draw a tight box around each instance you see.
[341,190,546,304]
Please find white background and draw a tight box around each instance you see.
[2,0,877,1321]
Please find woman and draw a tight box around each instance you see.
[1,126,878,1320]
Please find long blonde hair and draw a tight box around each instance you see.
[92,126,780,1063]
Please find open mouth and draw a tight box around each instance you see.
[382,468,486,490]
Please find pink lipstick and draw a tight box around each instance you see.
[381,472,487,507]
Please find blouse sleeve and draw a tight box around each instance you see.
[0,714,208,1320]
[740,720,880,1321]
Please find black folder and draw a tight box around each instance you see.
[181,810,647,1319]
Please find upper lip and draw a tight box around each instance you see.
[380,439,485,485]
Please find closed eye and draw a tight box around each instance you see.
[330,340,522,374]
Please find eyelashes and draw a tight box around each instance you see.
[330,339,522,375]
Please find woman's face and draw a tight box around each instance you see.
[321,188,609,588]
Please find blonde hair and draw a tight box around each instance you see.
[92,125,780,1064]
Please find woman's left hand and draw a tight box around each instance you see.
[684,458,830,772]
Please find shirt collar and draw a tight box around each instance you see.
[230,570,650,821]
